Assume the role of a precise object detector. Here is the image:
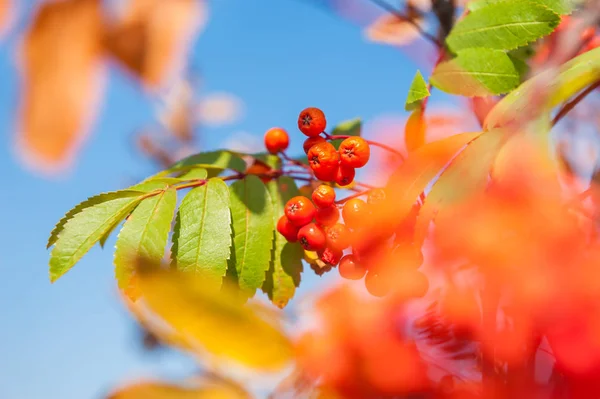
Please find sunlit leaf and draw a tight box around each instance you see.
[171,178,231,288]
[405,70,430,111]
[17,0,104,174]
[484,47,600,129]
[107,379,250,399]
[105,0,207,88]
[431,48,520,96]
[405,108,426,153]
[114,188,177,300]
[447,0,560,52]
[467,0,578,15]
[227,176,274,296]
[167,150,247,176]
[384,132,482,224]
[263,177,303,308]
[414,129,507,244]
[133,261,293,370]
[49,191,146,282]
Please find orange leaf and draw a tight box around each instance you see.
[105,0,207,88]
[16,0,105,175]
[364,13,423,46]
[404,108,426,152]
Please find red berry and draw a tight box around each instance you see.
[307,142,339,182]
[365,269,391,297]
[325,223,352,251]
[312,185,336,208]
[298,107,327,137]
[315,206,339,226]
[264,127,289,154]
[284,196,316,227]
[342,198,370,229]
[297,223,326,251]
[319,247,343,266]
[339,137,371,168]
[335,164,355,187]
[276,215,300,242]
[338,255,366,280]
[303,136,326,154]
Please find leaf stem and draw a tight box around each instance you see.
[552,80,600,125]
[335,189,371,205]
[280,151,313,173]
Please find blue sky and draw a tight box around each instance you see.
[0,1,448,398]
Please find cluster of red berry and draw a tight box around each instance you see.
[264,107,426,297]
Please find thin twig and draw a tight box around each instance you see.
[553,81,600,125]
[367,0,442,48]
[335,189,371,205]
[280,151,313,173]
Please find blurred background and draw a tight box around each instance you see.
[0,1,479,398]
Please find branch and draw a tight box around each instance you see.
[552,80,600,126]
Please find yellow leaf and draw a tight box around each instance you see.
[16,0,104,175]
[107,379,251,399]
[130,259,293,371]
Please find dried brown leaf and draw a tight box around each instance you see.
[16,0,105,175]
[105,0,207,88]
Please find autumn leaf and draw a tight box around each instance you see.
[107,378,251,399]
[131,259,294,371]
[364,13,424,46]
[16,0,105,175]
[105,0,208,88]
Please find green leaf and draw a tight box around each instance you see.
[47,190,142,249]
[49,192,145,282]
[405,70,430,111]
[176,168,208,180]
[227,176,275,295]
[114,188,177,298]
[484,47,600,129]
[262,177,303,308]
[166,150,246,177]
[414,129,507,245]
[430,48,520,96]
[171,178,232,288]
[330,118,362,149]
[384,132,483,224]
[447,0,560,52]
[468,0,578,15]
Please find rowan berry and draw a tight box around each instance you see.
[342,198,370,229]
[365,269,391,297]
[391,243,424,270]
[367,188,386,205]
[298,107,327,137]
[338,255,366,280]
[319,247,343,266]
[325,223,351,251]
[276,215,300,242]
[264,127,289,154]
[335,164,355,187]
[312,185,336,208]
[315,205,339,226]
[307,142,339,182]
[303,136,326,154]
[297,222,326,251]
[284,196,316,227]
[339,137,370,168]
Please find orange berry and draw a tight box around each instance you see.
[325,223,351,251]
[319,247,343,266]
[276,215,300,242]
[284,196,316,227]
[365,270,391,297]
[297,223,326,251]
[339,137,371,168]
[342,198,370,229]
[338,255,366,280]
[391,243,424,270]
[367,188,386,205]
[303,136,326,154]
[307,142,339,182]
[335,164,355,187]
[315,206,339,226]
[312,185,336,208]
[298,107,327,137]
[264,127,289,154]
